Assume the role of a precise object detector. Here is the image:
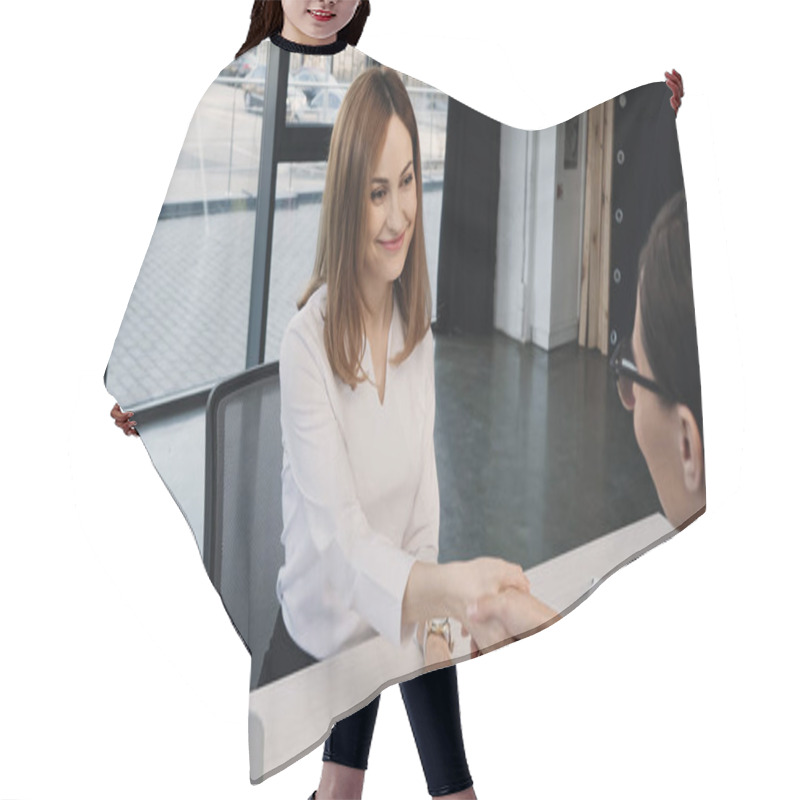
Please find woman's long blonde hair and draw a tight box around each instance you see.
[298,67,432,389]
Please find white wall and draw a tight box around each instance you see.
[527,125,558,348]
[493,125,532,341]
[494,116,587,350]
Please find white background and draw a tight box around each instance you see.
[1,1,797,798]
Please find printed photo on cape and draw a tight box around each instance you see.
[104,36,702,782]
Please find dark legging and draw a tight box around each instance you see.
[259,608,474,797]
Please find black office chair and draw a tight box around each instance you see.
[203,361,283,689]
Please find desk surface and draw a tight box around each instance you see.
[248,511,676,782]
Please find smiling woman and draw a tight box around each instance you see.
[236,0,371,57]
[260,65,513,800]
[282,0,362,45]
[630,191,704,527]
[295,69,431,391]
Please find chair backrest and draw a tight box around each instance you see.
[203,361,283,684]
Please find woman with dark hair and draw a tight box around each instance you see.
[463,190,704,652]
[111,0,370,440]
[112,2,369,441]
[612,189,704,526]
[236,0,371,57]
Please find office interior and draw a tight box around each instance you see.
[104,40,682,685]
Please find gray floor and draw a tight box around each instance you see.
[434,333,660,568]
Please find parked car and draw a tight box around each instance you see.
[294,88,346,125]
[288,68,338,103]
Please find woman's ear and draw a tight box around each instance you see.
[676,404,704,494]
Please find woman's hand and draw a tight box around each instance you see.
[665,68,684,115]
[402,558,529,637]
[110,402,138,436]
[446,557,531,625]
[460,587,559,658]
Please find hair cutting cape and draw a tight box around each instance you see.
[104,34,702,784]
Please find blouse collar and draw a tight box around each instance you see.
[269,31,348,55]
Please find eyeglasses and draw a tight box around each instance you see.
[609,336,671,411]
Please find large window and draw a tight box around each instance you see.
[105,44,272,408]
[106,43,450,409]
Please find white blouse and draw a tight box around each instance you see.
[275,283,439,660]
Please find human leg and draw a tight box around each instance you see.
[314,761,367,800]
[399,665,475,798]
[316,694,381,799]
[322,694,381,769]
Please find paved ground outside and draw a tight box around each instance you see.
[105,189,443,408]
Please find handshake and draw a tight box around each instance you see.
[461,584,560,659]
[409,558,560,669]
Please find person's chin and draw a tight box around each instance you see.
[372,251,405,281]
[389,255,408,282]
[297,24,334,42]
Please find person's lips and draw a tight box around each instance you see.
[378,231,405,252]
[308,9,335,22]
